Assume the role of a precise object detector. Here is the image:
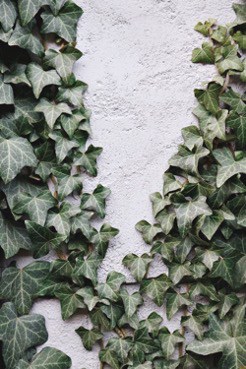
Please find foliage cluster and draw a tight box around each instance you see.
[0,1,245,369]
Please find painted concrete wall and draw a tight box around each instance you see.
[29,1,238,368]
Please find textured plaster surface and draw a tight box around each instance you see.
[22,0,238,367]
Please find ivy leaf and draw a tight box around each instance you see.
[41,1,83,42]
[139,312,163,337]
[135,220,162,244]
[0,212,32,258]
[169,262,191,285]
[0,76,14,105]
[57,79,86,106]
[209,255,236,286]
[101,303,124,329]
[44,46,82,81]
[25,221,67,258]
[14,96,41,124]
[226,112,246,148]
[47,202,79,236]
[159,327,184,359]
[0,0,17,32]
[76,287,99,311]
[90,223,119,257]
[194,18,216,36]
[195,83,221,115]
[56,170,82,200]
[81,184,111,218]
[16,347,72,369]
[107,337,132,364]
[218,293,239,319]
[122,253,152,282]
[4,64,31,87]
[99,348,120,369]
[215,45,243,74]
[191,42,214,64]
[120,288,143,318]
[55,285,85,320]
[70,210,94,239]
[74,145,102,176]
[49,131,79,163]
[8,21,44,57]
[213,147,246,187]
[13,190,56,226]
[18,0,49,27]
[26,63,60,99]
[166,291,191,320]
[181,314,204,340]
[35,98,71,129]
[73,253,102,285]
[97,272,125,302]
[172,194,212,237]
[220,88,246,114]
[0,302,48,369]
[0,136,37,183]
[140,274,172,306]
[76,327,103,351]
[0,261,50,315]
[60,108,90,139]
[169,145,209,176]
[187,306,246,369]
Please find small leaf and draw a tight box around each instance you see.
[26,63,60,99]
[192,42,214,64]
[140,274,172,306]
[76,327,103,350]
[122,253,152,282]
[135,220,162,244]
[81,184,111,218]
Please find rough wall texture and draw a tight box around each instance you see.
[28,1,238,368]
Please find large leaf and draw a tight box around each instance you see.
[0,136,37,183]
[0,0,17,32]
[0,212,32,258]
[44,46,82,81]
[25,221,67,258]
[0,75,14,105]
[0,302,48,369]
[16,347,72,369]
[0,261,50,314]
[35,98,71,129]
[13,190,56,225]
[213,147,246,187]
[18,0,49,26]
[26,63,60,99]
[9,21,44,57]
[187,306,246,369]
[41,1,83,42]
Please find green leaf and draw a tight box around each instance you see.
[97,271,125,302]
[44,46,82,81]
[0,212,32,258]
[55,285,85,320]
[192,42,214,64]
[140,274,172,306]
[0,136,37,183]
[0,302,48,369]
[4,64,31,87]
[213,147,246,187]
[0,0,17,32]
[49,131,79,163]
[35,98,71,129]
[25,221,67,258]
[73,252,102,285]
[169,145,209,176]
[74,145,102,176]
[195,83,221,115]
[99,348,120,369]
[13,190,56,226]
[76,326,102,350]
[90,223,119,257]
[0,75,14,105]
[226,112,246,148]
[26,63,60,99]
[120,288,143,318]
[173,194,212,237]
[47,202,79,236]
[215,45,243,74]
[41,1,83,42]
[18,0,49,26]
[169,262,191,285]
[0,261,50,314]
[57,79,86,106]
[181,314,204,340]
[139,312,163,336]
[166,291,191,320]
[135,220,162,244]
[16,347,72,369]
[122,253,152,282]
[81,184,111,218]
[194,18,216,36]
[187,306,246,369]
[159,327,184,359]
[220,88,246,114]
[107,337,132,364]
[8,21,44,57]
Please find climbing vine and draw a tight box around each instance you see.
[0,1,245,369]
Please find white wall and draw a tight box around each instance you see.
[30,1,237,368]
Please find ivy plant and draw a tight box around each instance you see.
[0,2,246,369]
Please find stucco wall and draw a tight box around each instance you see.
[28,1,237,368]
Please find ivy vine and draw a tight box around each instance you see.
[0,2,245,369]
